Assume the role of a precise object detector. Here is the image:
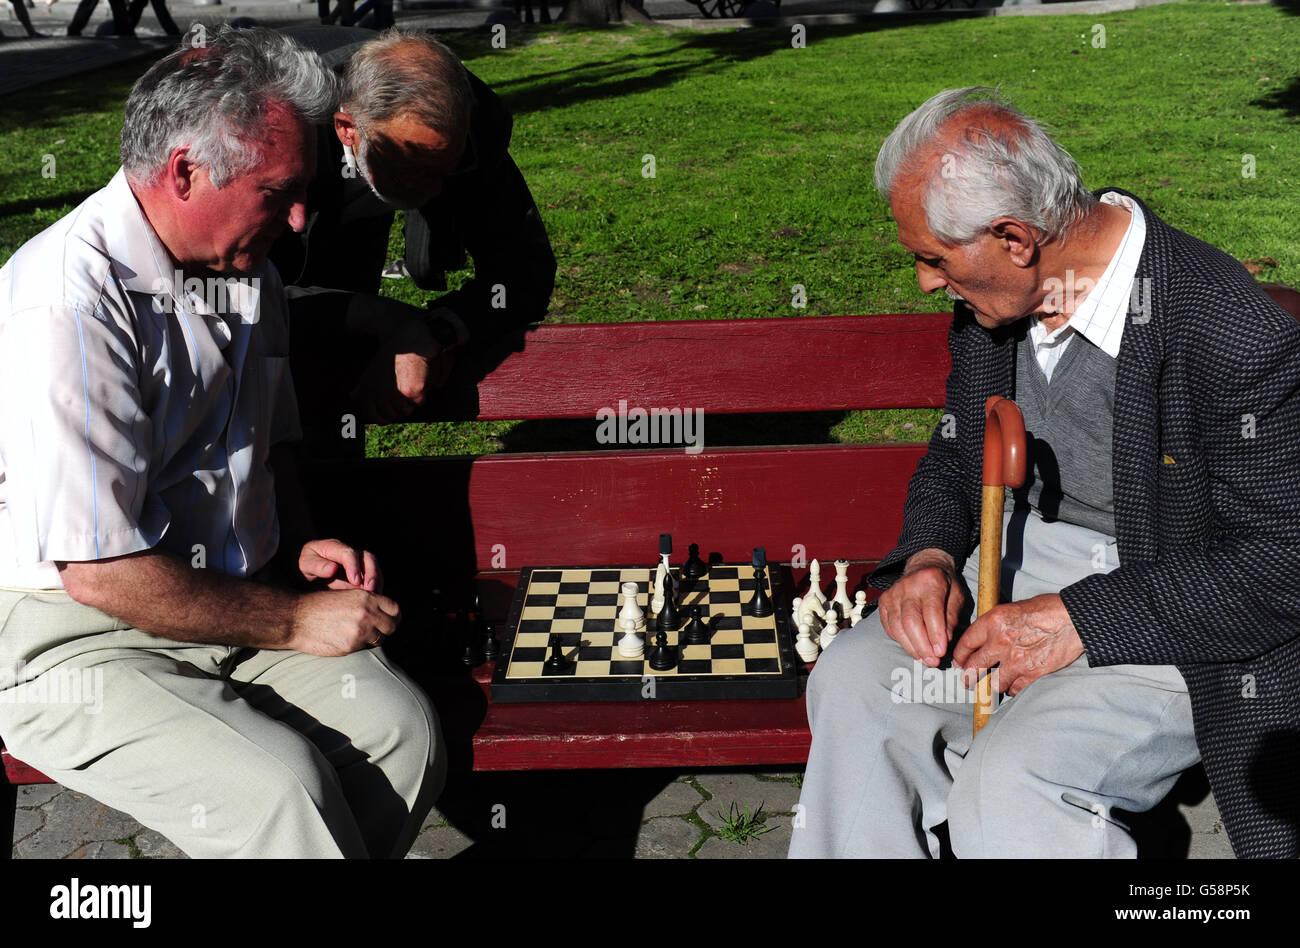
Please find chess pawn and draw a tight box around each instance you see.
[850,590,869,624]
[618,617,645,658]
[807,559,829,607]
[791,597,803,632]
[820,608,840,648]
[619,581,647,635]
[832,559,853,619]
[795,621,820,664]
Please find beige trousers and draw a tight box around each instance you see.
[0,587,445,858]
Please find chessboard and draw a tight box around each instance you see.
[490,564,799,703]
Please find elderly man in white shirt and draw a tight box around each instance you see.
[0,27,444,858]
[788,89,1207,859]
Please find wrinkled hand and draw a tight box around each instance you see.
[878,549,965,667]
[953,593,1084,696]
[299,538,383,594]
[289,588,401,656]
[351,320,449,424]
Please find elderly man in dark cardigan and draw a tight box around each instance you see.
[789,87,1299,859]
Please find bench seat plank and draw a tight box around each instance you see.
[467,695,814,770]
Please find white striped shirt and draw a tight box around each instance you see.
[0,169,301,589]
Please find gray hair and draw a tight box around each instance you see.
[121,26,337,189]
[340,29,472,135]
[874,87,1096,246]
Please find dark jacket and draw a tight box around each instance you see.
[869,189,1300,858]
[270,27,556,341]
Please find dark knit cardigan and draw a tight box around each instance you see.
[869,189,1300,858]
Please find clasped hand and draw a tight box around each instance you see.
[290,539,400,657]
[879,552,1083,695]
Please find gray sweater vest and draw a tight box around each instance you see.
[1011,331,1118,538]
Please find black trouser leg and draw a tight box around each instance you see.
[149,0,181,35]
[8,0,39,35]
[104,0,132,34]
[66,0,97,35]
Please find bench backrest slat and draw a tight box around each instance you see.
[308,443,928,577]
[451,313,951,421]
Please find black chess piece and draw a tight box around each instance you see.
[458,606,484,666]
[682,542,707,581]
[658,569,680,631]
[682,605,709,645]
[749,565,773,618]
[544,634,571,672]
[648,630,678,671]
[473,593,499,662]
[482,620,500,662]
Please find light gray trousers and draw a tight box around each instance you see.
[0,587,446,858]
[788,510,1200,858]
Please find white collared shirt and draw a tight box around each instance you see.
[0,168,301,589]
[1031,191,1146,380]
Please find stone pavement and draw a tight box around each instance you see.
[11,764,1233,858]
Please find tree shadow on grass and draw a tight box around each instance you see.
[1253,76,1300,125]
[450,19,945,120]
[0,189,98,220]
[0,48,170,124]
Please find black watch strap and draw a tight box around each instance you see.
[424,313,461,349]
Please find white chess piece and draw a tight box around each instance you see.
[651,561,667,615]
[807,559,829,607]
[820,608,840,648]
[795,621,820,663]
[850,590,868,624]
[798,591,827,631]
[832,559,853,619]
[791,597,803,632]
[619,581,647,635]
[618,617,645,658]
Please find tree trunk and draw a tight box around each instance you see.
[558,0,652,24]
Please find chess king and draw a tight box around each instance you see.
[789,88,1300,859]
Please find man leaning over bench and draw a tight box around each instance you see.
[0,28,444,858]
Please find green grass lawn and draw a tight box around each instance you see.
[3,2,1298,455]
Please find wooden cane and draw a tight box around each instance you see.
[973,396,1027,736]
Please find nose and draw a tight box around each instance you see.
[915,261,947,295]
[287,200,309,233]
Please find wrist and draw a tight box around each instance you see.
[903,548,956,578]
[424,306,469,350]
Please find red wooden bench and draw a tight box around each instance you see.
[13,283,1295,849]
[295,312,952,771]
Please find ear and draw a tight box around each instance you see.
[334,111,359,150]
[164,146,197,201]
[988,218,1039,268]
